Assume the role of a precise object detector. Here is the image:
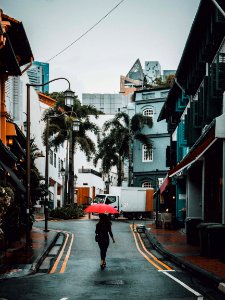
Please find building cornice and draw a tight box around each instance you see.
[38,92,56,108]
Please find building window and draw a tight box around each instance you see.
[143,93,155,100]
[158,178,164,186]
[54,153,56,168]
[49,150,53,165]
[142,145,153,162]
[142,182,152,188]
[143,108,154,118]
[58,159,64,178]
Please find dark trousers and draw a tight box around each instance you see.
[98,240,109,260]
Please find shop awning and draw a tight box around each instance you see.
[0,140,17,162]
[6,122,17,136]
[160,176,170,194]
[169,124,217,178]
[0,160,26,193]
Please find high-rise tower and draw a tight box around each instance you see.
[27,61,49,93]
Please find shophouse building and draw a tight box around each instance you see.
[131,88,170,194]
[158,0,225,238]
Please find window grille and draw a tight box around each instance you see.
[142,145,153,162]
[143,108,154,118]
[49,150,53,165]
[142,182,152,188]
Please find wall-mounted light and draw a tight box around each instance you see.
[23,121,27,133]
[60,167,66,177]
[12,163,18,171]
[7,137,13,146]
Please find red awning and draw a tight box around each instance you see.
[160,176,170,194]
[169,125,217,178]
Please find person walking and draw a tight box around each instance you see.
[95,214,115,269]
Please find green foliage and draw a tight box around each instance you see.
[49,205,84,220]
[42,92,101,160]
[94,112,153,185]
[143,74,175,89]
[0,186,13,220]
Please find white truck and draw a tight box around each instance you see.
[93,186,154,219]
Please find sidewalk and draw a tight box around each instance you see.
[0,222,59,279]
[145,222,225,294]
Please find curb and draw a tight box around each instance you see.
[145,230,225,294]
[0,230,65,280]
[29,231,60,274]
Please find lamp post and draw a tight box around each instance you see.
[74,174,78,206]
[60,167,66,206]
[26,77,73,244]
[64,97,80,206]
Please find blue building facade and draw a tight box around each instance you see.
[132,88,170,194]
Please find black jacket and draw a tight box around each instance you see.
[95,222,114,243]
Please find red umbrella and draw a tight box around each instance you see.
[84,203,119,214]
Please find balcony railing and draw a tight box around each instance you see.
[78,168,102,178]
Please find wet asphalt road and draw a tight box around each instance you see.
[0,219,225,300]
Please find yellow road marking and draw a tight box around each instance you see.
[136,232,172,270]
[130,225,163,270]
[49,232,69,274]
[60,233,74,273]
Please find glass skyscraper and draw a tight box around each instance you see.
[27,61,49,93]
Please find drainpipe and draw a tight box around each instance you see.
[0,76,8,145]
[222,92,225,224]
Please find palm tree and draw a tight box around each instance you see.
[42,93,101,158]
[94,112,153,186]
[94,134,121,187]
[42,92,102,204]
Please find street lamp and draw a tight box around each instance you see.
[43,96,79,230]
[64,89,75,107]
[26,77,73,244]
[62,93,80,206]
[66,117,80,206]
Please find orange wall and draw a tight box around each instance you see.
[77,187,90,205]
[146,189,154,212]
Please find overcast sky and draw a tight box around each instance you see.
[2,0,200,99]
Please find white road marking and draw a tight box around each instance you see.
[162,271,203,299]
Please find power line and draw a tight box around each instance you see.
[46,0,126,63]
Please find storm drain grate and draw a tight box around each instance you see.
[95,280,126,285]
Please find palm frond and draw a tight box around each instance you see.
[134,133,153,148]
